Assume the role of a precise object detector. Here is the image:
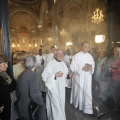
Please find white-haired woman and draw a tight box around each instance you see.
[109,46,120,111]
[16,55,47,120]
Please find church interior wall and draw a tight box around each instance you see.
[8,0,108,54]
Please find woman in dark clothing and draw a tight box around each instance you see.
[16,55,47,120]
[0,54,16,120]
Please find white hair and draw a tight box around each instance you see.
[117,47,120,57]
[24,55,36,69]
[53,49,63,55]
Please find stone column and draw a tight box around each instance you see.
[0,0,13,78]
[107,0,113,54]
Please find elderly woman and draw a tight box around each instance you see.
[109,46,120,111]
[16,55,47,120]
[0,54,16,120]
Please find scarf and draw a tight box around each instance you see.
[0,72,12,85]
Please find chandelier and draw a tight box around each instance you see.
[92,8,104,24]
[60,29,67,37]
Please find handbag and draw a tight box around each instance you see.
[29,101,39,120]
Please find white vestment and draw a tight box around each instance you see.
[70,51,95,114]
[45,52,54,65]
[35,54,46,91]
[42,58,68,120]
[63,55,72,88]
[35,54,46,67]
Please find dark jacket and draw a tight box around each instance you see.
[16,69,46,120]
[0,74,16,120]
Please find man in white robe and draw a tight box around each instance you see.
[45,46,55,65]
[63,49,72,88]
[42,49,68,120]
[70,41,95,114]
[35,49,46,91]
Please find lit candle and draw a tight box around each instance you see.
[41,39,42,44]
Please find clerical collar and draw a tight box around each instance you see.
[54,57,62,62]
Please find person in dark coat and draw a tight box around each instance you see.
[16,55,47,120]
[0,54,16,120]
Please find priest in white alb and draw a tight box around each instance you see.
[35,49,46,92]
[42,49,68,120]
[63,49,73,88]
[45,46,55,65]
[70,41,95,114]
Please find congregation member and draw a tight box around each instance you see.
[109,46,120,111]
[16,55,47,120]
[0,54,16,120]
[13,52,26,80]
[12,51,20,65]
[70,41,95,114]
[94,49,111,101]
[42,49,68,120]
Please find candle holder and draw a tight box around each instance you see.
[40,44,44,49]
[40,39,44,49]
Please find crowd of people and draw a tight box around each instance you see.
[0,41,120,120]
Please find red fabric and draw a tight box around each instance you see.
[110,57,120,80]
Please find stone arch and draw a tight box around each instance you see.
[9,7,39,23]
[64,2,82,34]
[9,8,39,53]
[11,0,41,7]
[9,7,39,34]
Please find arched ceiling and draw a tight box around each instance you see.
[8,0,43,34]
[9,11,38,32]
[9,0,41,7]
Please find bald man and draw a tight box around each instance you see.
[42,49,68,120]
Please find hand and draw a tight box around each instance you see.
[69,73,73,78]
[55,71,63,77]
[109,68,112,72]
[88,66,92,71]
[69,73,75,78]
[82,66,89,71]
[0,106,4,113]
[82,65,92,72]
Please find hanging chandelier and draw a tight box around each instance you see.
[92,8,104,24]
[60,29,67,37]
